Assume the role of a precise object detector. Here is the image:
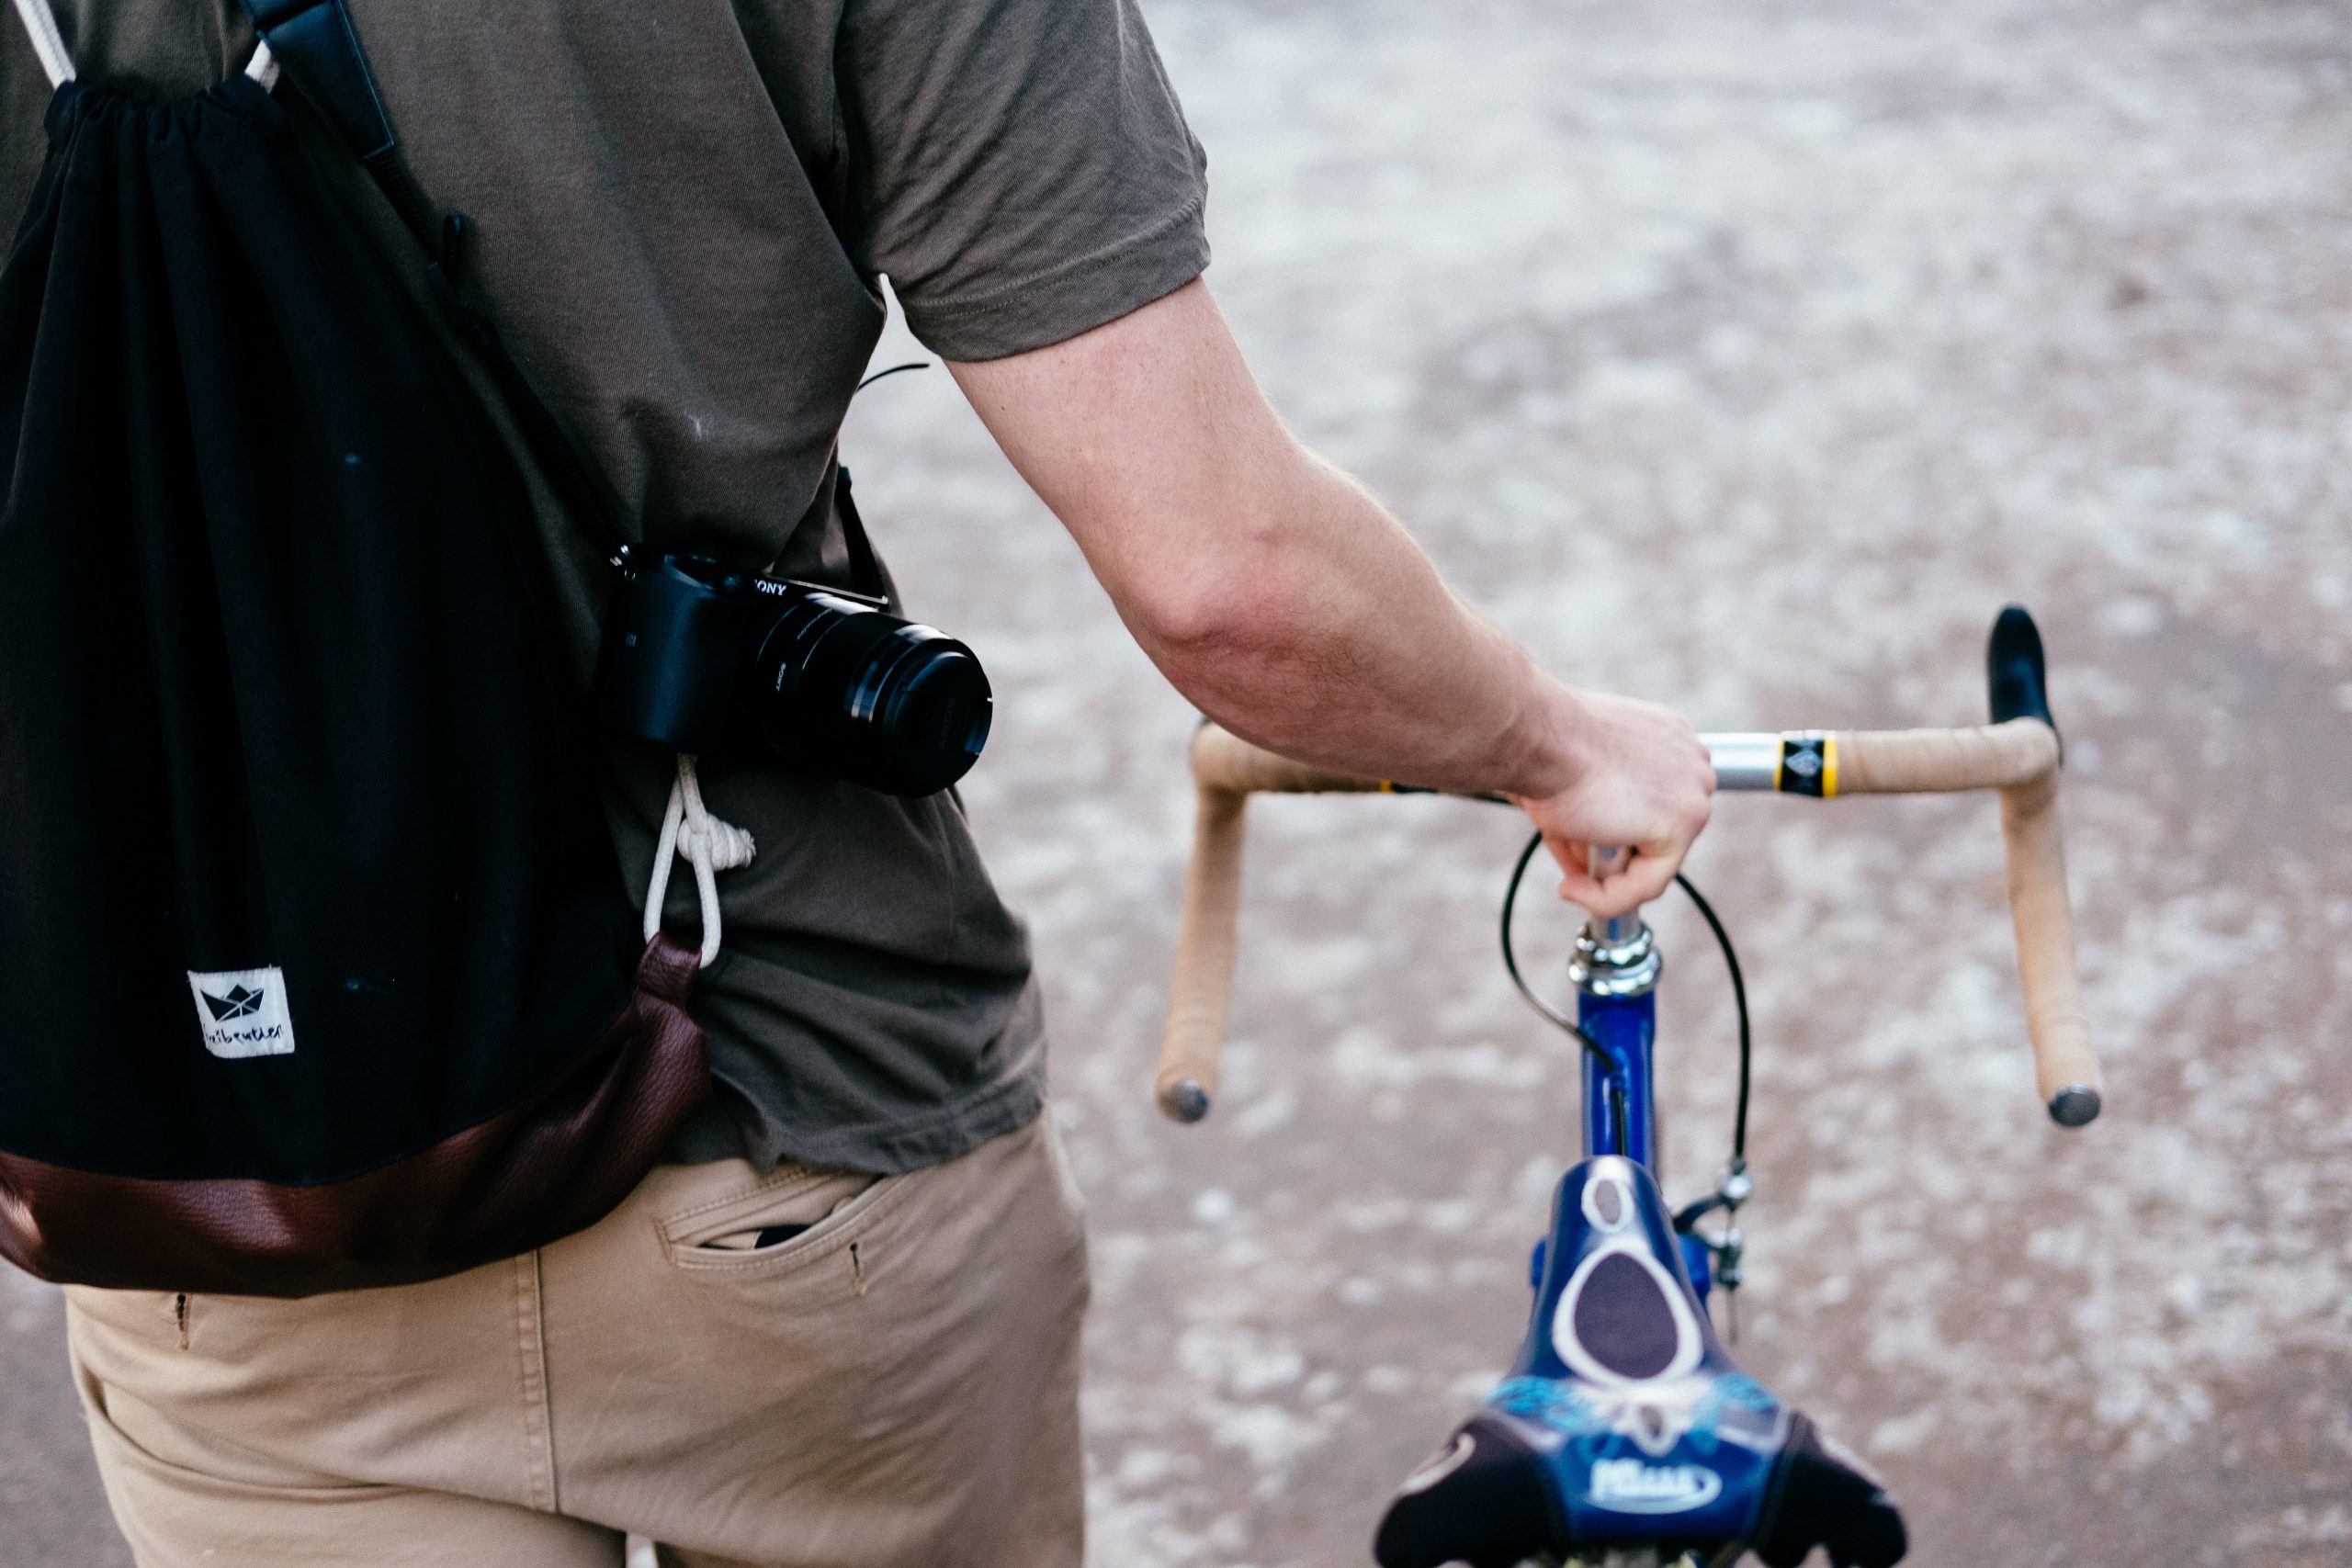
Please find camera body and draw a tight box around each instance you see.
[592,553,991,797]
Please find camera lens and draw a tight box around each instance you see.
[750,590,992,796]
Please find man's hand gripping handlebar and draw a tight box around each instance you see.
[1155,606,2101,1129]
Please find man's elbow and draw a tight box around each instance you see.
[1129,549,1310,666]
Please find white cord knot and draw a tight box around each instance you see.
[643,755,756,967]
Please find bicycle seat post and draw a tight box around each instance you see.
[1566,846,1663,1171]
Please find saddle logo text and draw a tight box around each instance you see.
[1586,1458,1723,1513]
[187,967,298,1059]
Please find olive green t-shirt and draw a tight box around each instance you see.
[0,0,1209,1172]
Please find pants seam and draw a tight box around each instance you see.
[513,1250,559,1513]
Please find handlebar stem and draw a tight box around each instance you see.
[1566,923,1660,998]
[1580,844,1653,952]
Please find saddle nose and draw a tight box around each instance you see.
[1535,1156,1720,1404]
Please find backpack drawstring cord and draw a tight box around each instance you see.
[643,755,755,967]
[10,0,277,90]
[11,0,76,86]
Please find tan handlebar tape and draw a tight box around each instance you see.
[1998,765,2102,1124]
[1157,783,1250,1122]
[1830,719,2058,795]
[1157,728,1402,1121]
[1828,717,2098,1122]
[1188,723,1394,797]
[1157,716,2098,1127]
[1192,718,2059,798]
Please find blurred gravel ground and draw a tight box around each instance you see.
[8,0,2349,1563]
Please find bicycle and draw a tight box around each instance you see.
[1148,606,2099,1568]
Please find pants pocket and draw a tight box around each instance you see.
[661,1168,889,1275]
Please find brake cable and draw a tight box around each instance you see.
[1505,831,1749,1166]
[1671,872,1751,1167]
[1498,830,1620,1066]
[1498,831,1630,1151]
[1498,830,1754,1170]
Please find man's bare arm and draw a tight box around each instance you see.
[948,279,1711,914]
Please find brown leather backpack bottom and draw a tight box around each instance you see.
[0,937,709,1297]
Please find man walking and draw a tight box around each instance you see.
[1,1,1710,1562]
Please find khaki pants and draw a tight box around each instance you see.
[62,1112,1089,1568]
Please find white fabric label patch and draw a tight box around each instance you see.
[187,967,298,1059]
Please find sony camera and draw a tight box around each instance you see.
[591,553,991,797]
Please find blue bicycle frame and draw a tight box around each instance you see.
[1573,903,1660,1168]
[1569,844,1720,1302]
[1578,988,1657,1160]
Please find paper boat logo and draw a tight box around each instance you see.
[187,968,297,1059]
[201,983,266,1022]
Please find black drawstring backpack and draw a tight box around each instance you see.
[0,0,717,1294]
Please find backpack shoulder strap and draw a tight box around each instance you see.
[241,2,390,157]
[239,1,439,247]
[238,0,634,569]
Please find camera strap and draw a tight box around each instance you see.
[239,0,636,570]
[832,468,888,602]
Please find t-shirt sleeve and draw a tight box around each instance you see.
[835,0,1210,361]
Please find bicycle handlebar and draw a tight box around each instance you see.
[1190,716,2061,796]
[1158,682,2100,1129]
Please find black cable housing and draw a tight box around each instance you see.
[1671,873,1752,1163]
[1499,830,1618,1069]
[1498,831,1755,1172]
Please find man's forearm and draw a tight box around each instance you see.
[1136,446,1588,799]
[950,280,1584,800]
[953,278,1712,914]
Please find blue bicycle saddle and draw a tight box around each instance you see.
[1374,1156,1906,1568]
